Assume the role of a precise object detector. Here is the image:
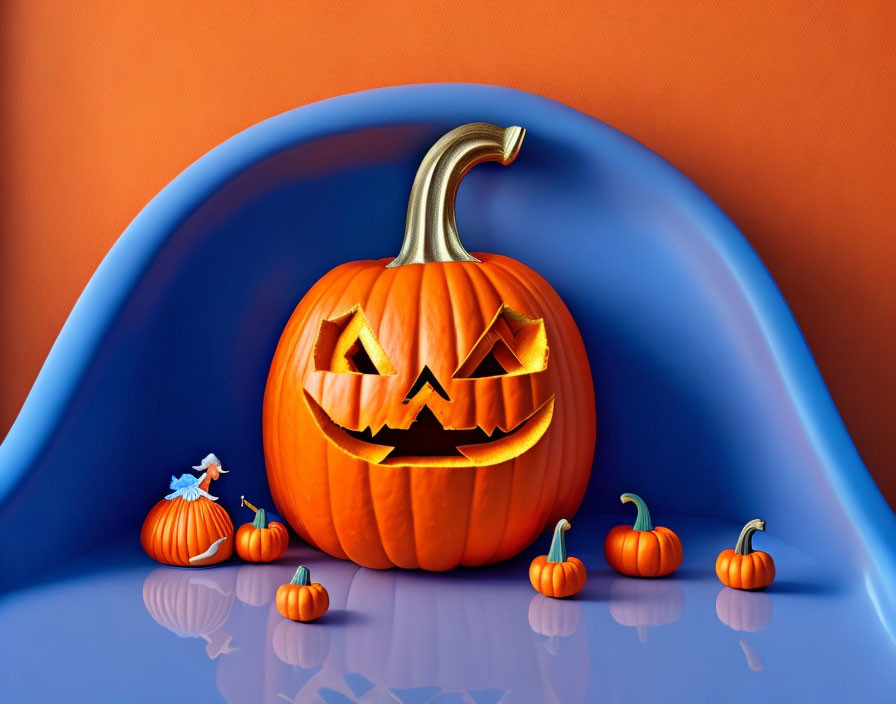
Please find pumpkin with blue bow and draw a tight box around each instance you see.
[141,453,234,566]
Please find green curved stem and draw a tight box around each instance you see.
[547,519,571,562]
[734,519,766,555]
[290,566,310,586]
[621,493,653,532]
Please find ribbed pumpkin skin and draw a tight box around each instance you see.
[604,525,682,577]
[263,255,596,570]
[529,556,587,598]
[141,496,234,566]
[715,549,776,590]
[276,582,329,622]
[235,521,289,563]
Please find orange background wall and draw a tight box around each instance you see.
[2,2,894,503]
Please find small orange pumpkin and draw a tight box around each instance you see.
[276,565,329,622]
[604,493,682,577]
[715,518,775,590]
[529,519,587,598]
[141,453,234,566]
[235,496,289,563]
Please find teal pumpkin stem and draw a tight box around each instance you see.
[547,519,571,562]
[620,493,653,532]
[290,566,310,586]
[734,519,766,555]
[241,496,268,529]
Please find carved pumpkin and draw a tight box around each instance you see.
[235,496,289,563]
[140,453,234,567]
[529,519,587,598]
[715,518,775,590]
[604,493,682,577]
[263,123,596,570]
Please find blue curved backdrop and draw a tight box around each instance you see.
[0,85,893,620]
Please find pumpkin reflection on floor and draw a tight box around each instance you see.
[527,595,590,704]
[260,561,590,704]
[272,619,330,670]
[739,639,764,672]
[142,553,592,703]
[715,587,773,673]
[219,558,359,704]
[141,566,239,659]
[715,587,773,633]
[236,564,284,607]
[608,577,684,644]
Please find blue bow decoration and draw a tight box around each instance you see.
[165,473,218,501]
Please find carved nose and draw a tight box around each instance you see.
[402,365,451,404]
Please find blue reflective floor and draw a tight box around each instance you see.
[2,514,894,703]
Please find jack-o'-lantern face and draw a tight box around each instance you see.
[304,302,554,467]
[263,123,596,570]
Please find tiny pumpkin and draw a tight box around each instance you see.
[529,519,587,598]
[235,496,289,563]
[604,493,682,578]
[141,453,234,567]
[276,566,329,622]
[715,518,775,590]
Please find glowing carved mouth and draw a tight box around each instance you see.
[303,391,555,467]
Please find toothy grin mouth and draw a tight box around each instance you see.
[303,391,555,467]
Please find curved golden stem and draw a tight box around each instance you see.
[387,122,525,268]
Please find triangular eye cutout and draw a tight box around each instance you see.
[345,339,379,374]
[468,349,509,378]
[454,305,548,379]
[313,305,395,375]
